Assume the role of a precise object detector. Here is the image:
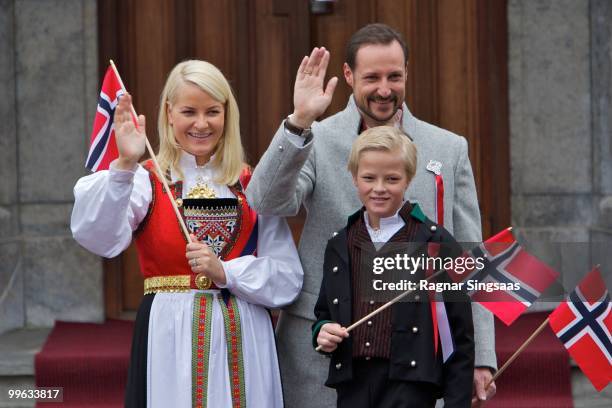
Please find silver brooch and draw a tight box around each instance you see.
[426,160,442,175]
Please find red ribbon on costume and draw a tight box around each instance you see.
[425,162,456,361]
[435,174,444,227]
[427,241,455,362]
[426,242,440,357]
[425,163,444,357]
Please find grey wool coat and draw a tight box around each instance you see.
[246,96,496,407]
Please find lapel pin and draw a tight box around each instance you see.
[426,159,442,175]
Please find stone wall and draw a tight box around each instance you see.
[591,0,612,291]
[509,0,612,296]
[0,0,102,335]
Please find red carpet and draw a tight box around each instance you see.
[489,311,573,408]
[35,319,134,408]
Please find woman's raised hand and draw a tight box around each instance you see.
[114,93,147,170]
[291,47,338,129]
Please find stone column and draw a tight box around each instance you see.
[0,0,24,335]
[508,0,595,299]
[0,0,103,334]
[591,0,612,291]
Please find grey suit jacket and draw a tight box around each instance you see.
[247,96,496,369]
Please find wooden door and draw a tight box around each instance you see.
[98,0,509,318]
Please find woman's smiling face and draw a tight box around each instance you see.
[167,82,225,165]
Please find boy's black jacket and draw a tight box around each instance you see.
[313,204,475,408]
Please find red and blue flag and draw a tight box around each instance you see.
[85,66,124,172]
[448,228,559,325]
[548,267,612,391]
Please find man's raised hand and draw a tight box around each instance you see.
[291,47,338,129]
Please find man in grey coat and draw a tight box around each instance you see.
[247,24,497,407]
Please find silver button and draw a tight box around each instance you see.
[365,356,371,361]
[430,225,437,232]
[410,360,417,367]
[367,320,373,327]
[336,363,342,370]
[414,295,420,301]
[278,145,284,151]
[332,266,338,273]
[412,326,419,333]
[365,342,371,348]
[332,232,338,237]
[369,300,375,305]
[332,298,339,305]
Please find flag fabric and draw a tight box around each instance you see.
[85,66,125,172]
[446,228,515,283]
[448,228,559,325]
[548,267,612,391]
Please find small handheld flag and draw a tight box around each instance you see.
[85,66,126,172]
[448,228,559,326]
[548,267,612,391]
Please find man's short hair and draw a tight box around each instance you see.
[345,23,409,70]
[348,126,417,181]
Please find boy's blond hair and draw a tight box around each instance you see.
[347,126,417,180]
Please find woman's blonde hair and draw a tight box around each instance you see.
[347,126,417,180]
[157,60,244,185]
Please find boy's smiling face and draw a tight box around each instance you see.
[353,149,410,227]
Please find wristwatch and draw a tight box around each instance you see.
[284,115,313,144]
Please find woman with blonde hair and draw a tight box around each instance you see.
[71,60,303,407]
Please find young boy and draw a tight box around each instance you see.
[312,126,475,408]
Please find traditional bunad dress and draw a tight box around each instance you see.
[71,152,303,408]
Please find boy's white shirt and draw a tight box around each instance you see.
[363,205,406,250]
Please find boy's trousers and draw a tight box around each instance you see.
[335,358,439,408]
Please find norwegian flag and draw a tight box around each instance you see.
[85,66,125,172]
[448,228,559,325]
[548,267,612,391]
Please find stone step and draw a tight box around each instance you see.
[571,367,612,407]
[0,376,35,408]
[0,328,50,408]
